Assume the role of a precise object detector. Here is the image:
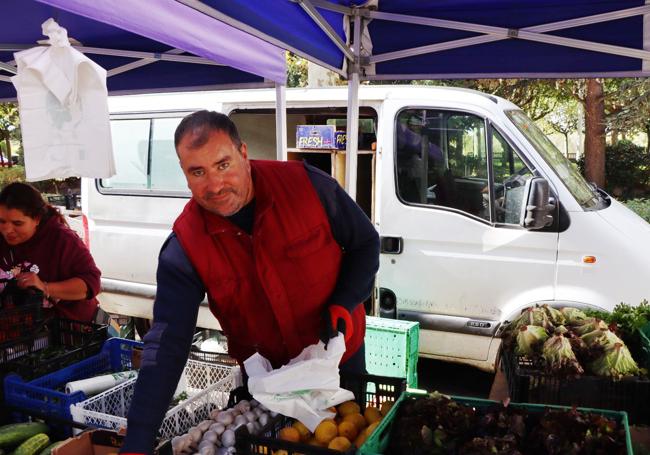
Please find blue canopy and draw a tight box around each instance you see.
[184,0,650,80]
[0,0,287,101]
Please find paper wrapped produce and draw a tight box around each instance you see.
[245,333,354,432]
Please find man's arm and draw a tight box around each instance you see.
[120,235,205,454]
[305,163,380,312]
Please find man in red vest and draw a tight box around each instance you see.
[121,111,379,454]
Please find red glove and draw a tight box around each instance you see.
[320,304,354,347]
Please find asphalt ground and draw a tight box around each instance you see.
[416,357,494,397]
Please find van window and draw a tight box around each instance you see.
[395,109,490,221]
[102,119,149,189]
[230,107,378,218]
[491,129,533,224]
[507,109,599,209]
[100,117,187,193]
[150,118,185,191]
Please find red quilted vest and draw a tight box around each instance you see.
[174,160,353,368]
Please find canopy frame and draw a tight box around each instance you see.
[217,1,650,196]
[367,5,650,65]
[177,0,347,77]
[0,43,224,66]
[0,42,272,100]
[297,0,354,61]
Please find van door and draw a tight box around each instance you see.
[378,107,559,361]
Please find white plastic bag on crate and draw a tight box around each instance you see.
[244,333,354,432]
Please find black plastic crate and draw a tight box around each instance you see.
[502,348,650,424]
[0,298,43,344]
[0,317,108,381]
[234,373,406,455]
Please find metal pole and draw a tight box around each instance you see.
[345,14,362,199]
[275,83,287,161]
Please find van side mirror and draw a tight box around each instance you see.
[521,177,555,230]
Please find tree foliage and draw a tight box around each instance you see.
[542,101,580,156]
[435,79,565,120]
[578,140,650,198]
[605,78,650,149]
[286,53,308,88]
[0,102,20,165]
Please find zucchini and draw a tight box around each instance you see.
[11,433,49,455]
[0,423,49,449]
[36,441,64,455]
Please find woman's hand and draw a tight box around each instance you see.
[16,272,46,293]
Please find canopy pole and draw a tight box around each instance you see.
[345,13,361,199]
[275,83,287,161]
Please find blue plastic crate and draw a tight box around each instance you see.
[4,338,141,427]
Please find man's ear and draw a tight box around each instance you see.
[240,142,248,160]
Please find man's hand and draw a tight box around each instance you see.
[319,304,354,349]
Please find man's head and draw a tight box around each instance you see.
[175,110,254,217]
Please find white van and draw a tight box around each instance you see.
[85,85,650,371]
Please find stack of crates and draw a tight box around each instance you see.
[365,316,419,388]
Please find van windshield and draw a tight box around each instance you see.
[506,110,600,210]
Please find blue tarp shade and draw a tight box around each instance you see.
[369,0,647,79]
[0,0,279,101]
[195,0,348,74]
[188,0,650,79]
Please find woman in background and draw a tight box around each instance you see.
[0,182,101,322]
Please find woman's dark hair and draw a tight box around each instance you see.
[0,182,67,225]
[174,110,243,151]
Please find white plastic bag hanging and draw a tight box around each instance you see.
[11,18,115,181]
[244,334,354,432]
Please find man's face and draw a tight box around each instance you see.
[177,129,254,217]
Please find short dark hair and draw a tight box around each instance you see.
[174,110,243,151]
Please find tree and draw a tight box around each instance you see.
[438,79,566,120]
[544,101,580,157]
[544,101,582,157]
[286,53,308,88]
[0,103,20,167]
[605,78,650,151]
[548,79,607,187]
[582,79,606,187]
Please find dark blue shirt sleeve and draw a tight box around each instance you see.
[121,234,205,454]
[304,163,380,312]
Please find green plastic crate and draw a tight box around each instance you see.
[639,322,650,370]
[365,316,419,388]
[359,391,633,455]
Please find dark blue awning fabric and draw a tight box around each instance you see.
[368,0,647,79]
[190,0,649,80]
[3,0,648,102]
[198,0,348,73]
[0,0,285,100]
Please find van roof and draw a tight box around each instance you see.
[108,84,519,113]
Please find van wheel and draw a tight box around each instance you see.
[134,317,152,339]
